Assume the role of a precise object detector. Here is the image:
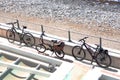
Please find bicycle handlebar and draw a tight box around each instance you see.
[79,37,88,42]
[6,21,17,25]
[95,44,100,47]
[6,21,21,30]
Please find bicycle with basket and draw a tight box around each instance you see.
[35,31,65,59]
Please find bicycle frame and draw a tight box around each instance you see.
[6,21,35,47]
[46,42,57,52]
[10,23,26,42]
[79,37,110,64]
[36,31,65,58]
[72,37,111,68]
[39,31,55,50]
[40,35,64,52]
[81,42,98,61]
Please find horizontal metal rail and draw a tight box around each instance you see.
[1,22,120,44]
[0,17,120,55]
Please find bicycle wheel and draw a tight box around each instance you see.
[72,46,86,61]
[96,52,112,68]
[55,50,65,59]
[6,29,15,43]
[36,44,46,53]
[23,33,35,47]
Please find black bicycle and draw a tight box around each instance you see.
[72,37,112,68]
[36,31,65,59]
[6,21,35,47]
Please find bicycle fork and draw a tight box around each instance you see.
[91,56,96,64]
[19,34,24,45]
[48,45,54,56]
[19,37,23,45]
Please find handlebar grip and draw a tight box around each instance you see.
[95,44,99,47]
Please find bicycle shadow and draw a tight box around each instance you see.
[105,67,118,72]
[81,60,118,72]
[53,56,73,63]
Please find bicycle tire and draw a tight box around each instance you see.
[6,29,15,43]
[23,33,35,47]
[96,52,112,68]
[72,46,86,61]
[36,44,46,53]
[55,50,65,59]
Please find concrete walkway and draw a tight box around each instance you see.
[0,37,120,80]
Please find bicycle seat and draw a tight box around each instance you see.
[23,26,27,29]
[6,22,13,25]
[51,40,57,43]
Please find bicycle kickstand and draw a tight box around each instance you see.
[19,41,22,45]
[91,59,96,69]
[50,52,54,57]
[19,37,23,45]
[91,59,94,64]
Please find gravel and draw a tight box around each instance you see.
[0,0,120,29]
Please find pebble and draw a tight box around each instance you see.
[0,0,120,29]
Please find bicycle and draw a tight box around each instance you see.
[36,31,65,59]
[6,21,35,47]
[72,37,112,68]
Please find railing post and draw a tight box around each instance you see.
[16,19,20,29]
[68,30,72,42]
[100,37,102,48]
[41,25,45,35]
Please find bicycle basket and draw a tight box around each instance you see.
[59,42,65,47]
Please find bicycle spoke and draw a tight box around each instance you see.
[36,44,46,53]
[72,46,86,61]
[55,50,64,59]
[23,33,35,47]
[6,29,15,43]
[96,53,111,68]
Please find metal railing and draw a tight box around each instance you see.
[0,16,120,54]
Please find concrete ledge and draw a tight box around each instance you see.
[0,45,74,80]
[0,23,120,69]
[0,43,62,66]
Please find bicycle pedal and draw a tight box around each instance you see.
[44,53,49,56]
[46,48,49,50]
